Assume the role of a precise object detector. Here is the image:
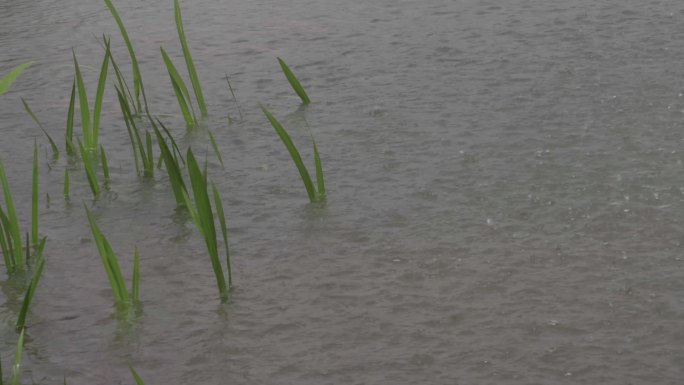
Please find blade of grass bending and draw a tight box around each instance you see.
[154,118,185,164]
[130,366,146,385]
[278,57,310,105]
[211,182,232,287]
[31,141,38,247]
[108,45,138,114]
[84,205,129,303]
[187,149,228,300]
[260,105,316,202]
[78,139,100,197]
[21,98,59,157]
[145,131,154,176]
[100,146,110,182]
[207,130,224,168]
[72,51,92,149]
[153,124,187,206]
[103,0,147,112]
[92,39,111,151]
[116,86,141,174]
[16,255,45,330]
[174,0,207,116]
[0,208,14,271]
[160,47,197,127]
[10,328,24,385]
[0,159,24,268]
[66,79,76,155]
[0,62,32,96]
[132,247,140,303]
[224,74,243,121]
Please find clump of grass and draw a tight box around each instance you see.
[260,105,325,202]
[152,119,188,207]
[103,0,148,114]
[186,148,232,300]
[84,205,140,307]
[0,143,43,272]
[278,57,310,105]
[0,62,32,96]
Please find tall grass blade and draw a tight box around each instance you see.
[116,86,141,174]
[260,105,316,202]
[132,247,140,303]
[84,205,131,304]
[107,44,138,115]
[66,79,76,155]
[0,62,32,96]
[278,57,310,105]
[0,159,24,269]
[160,47,197,127]
[31,142,38,247]
[21,98,59,157]
[154,118,185,164]
[63,169,69,199]
[312,137,325,199]
[16,255,45,330]
[92,39,111,151]
[211,182,232,288]
[100,145,110,182]
[207,130,224,168]
[174,0,207,116]
[78,139,100,197]
[153,124,187,206]
[129,366,146,385]
[103,0,147,112]
[72,51,92,148]
[10,328,24,385]
[187,149,227,301]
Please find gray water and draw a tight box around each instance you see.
[1,0,684,383]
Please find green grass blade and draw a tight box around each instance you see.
[277,57,310,105]
[72,51,92,149]
[92,39,111,151]
[174,0,207,116]
[187,149,227,300]
[31,141,39,247]
[0,159,24,267]
[16,256,45,330]
[207,130,224,168]
[0,207,14,271]
[107,45,138,115]
[129,366,146,385]
[66,79,77,155]
[63,169,69,199]
[155,118,185,164]
[211,182,232,288]
[260,105,316,202]
[78,139,100,197]
[10,328,24,385]
[224,74,243,121]
[103,0,146,112]
[116,86,141,174]
[144,131,154,176]
[0,62,32,96]
[100,145,110,182]
[21,98,59,157]
[312,137,325,199]
[153,124,187,206]
[132,246,140,303]
[160,47,197,127]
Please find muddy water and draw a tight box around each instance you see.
[2,0,684,383]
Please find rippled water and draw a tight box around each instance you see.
[2,0,684,383]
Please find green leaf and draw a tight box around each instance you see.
[175,0,207,116]
[21,98,59,158]
[278,57,310,105]
[0,62,32,96]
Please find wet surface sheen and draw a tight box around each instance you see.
[2,0,684,384]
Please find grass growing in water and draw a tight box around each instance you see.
[278,57,310,105]
[84,205,140,307]
[174,0,207,116]
[260,105,325,203]
[116,87,154,176]
[160,47,198,127]
[78,139,100,197]
[0,62,32,96]
[72,42,110,152]
[16,251,46,330]
[0,327,25,385]
[21,99,59,158]
[65,79,77,155]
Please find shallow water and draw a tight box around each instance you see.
[2,0,684,383]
